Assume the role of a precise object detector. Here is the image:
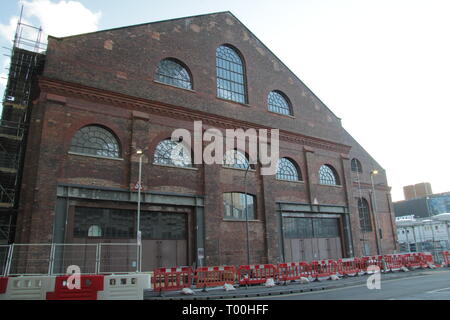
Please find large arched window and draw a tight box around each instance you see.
[319,165,340,185]
[268,91,292,116]
[153,139,192,167]
[351,158,363,173]
[358,198,372,232]
[276,158,301,181]
[155,58,192,90]
[216,45,246,104]
[223,150,252,170]
[70,125,120,158]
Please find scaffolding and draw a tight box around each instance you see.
[0,7,46,243]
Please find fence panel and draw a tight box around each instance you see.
[0,245,10,276]
[52,244,98,275]
[98,243,139,274]
[7,244,52,275]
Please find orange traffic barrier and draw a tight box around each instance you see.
[195,266,236,288]
[152,267,193,292]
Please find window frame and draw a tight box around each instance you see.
[318,164,340,186]
[155,58,193,90]
[153,139,193,168]
[223,192,256,221]
[69,125,121,159]
[276,157,302,181]
[268,90,292,116]
[216,44,248,104]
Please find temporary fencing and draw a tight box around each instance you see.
[98,274,151,300]
[402,253,426,269]
[383,254,404,272]
[310,260,339,280]
[0,276,55,300]
[277,262,310,282]
[442,251,449,267]
[195,266,236,288]
[152,267,193,292]
[238,264,278,285]
[337,258,360,276]
[46,275,104,300]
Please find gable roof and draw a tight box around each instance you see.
[49,11,341,121]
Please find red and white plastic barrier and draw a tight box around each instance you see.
[46,275,104,300]
[195,266,236,288]
[0,276,55,300]
[277,262,310,282]
[152,267,193,292]
[383,254,404,272]
[310,260,338,280]
[98,274,151,300]
[238,264,278,286]
[337,258,360,276]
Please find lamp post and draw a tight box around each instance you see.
[370,169,383,255]
[136,149,143,272]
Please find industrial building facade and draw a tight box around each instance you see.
[1,12,397,271]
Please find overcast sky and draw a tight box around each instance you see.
[0,0,448,202]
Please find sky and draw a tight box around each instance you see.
[0,0,448,202]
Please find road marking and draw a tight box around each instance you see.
[232,272,447,300]
[426,287,450,294]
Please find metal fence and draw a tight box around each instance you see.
[1,243,140,276]
[399,240,449,264]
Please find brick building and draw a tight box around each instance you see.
[2,12,397,270]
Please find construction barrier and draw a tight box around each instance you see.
[420,252,434,266]
[238,264,278,286]
[195,266,236,288]
[278,262,311,282]
[0,277,8,298]
[46,275,104,300]
[359,256,385,273]
[152,267,193,292]
[402,253,426,269]
[98,274,151,300]
[310,260,338,280]
[0,276,56,300]
[442,251,449,267]
[383,254,404,272]
[337,258,360,276]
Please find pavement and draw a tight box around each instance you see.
[144,266,449,300]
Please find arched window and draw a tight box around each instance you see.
[70,125,120,158]
[216,45,246,104]
[351,158,363,173]
[153,139,192,167]
[358,198,372,232]
[319,165,340,185]
[88,225,102,237]
[276,158,301,181]
[223,150,252,170]
[155,58,192,90]
[268,91,292,115]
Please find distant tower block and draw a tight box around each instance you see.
[403,182,433,200]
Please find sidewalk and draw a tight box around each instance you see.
[144,267,448,300]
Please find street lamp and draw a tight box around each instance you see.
[136,149,143,272]
[370,169,383,255]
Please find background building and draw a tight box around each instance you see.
[394,190,450,219]
[403,182,433,201]
[1,12,397,272]
[396,213,450,262]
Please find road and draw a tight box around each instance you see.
[250,270,450,300]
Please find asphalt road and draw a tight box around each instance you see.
[249,270,450,300]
